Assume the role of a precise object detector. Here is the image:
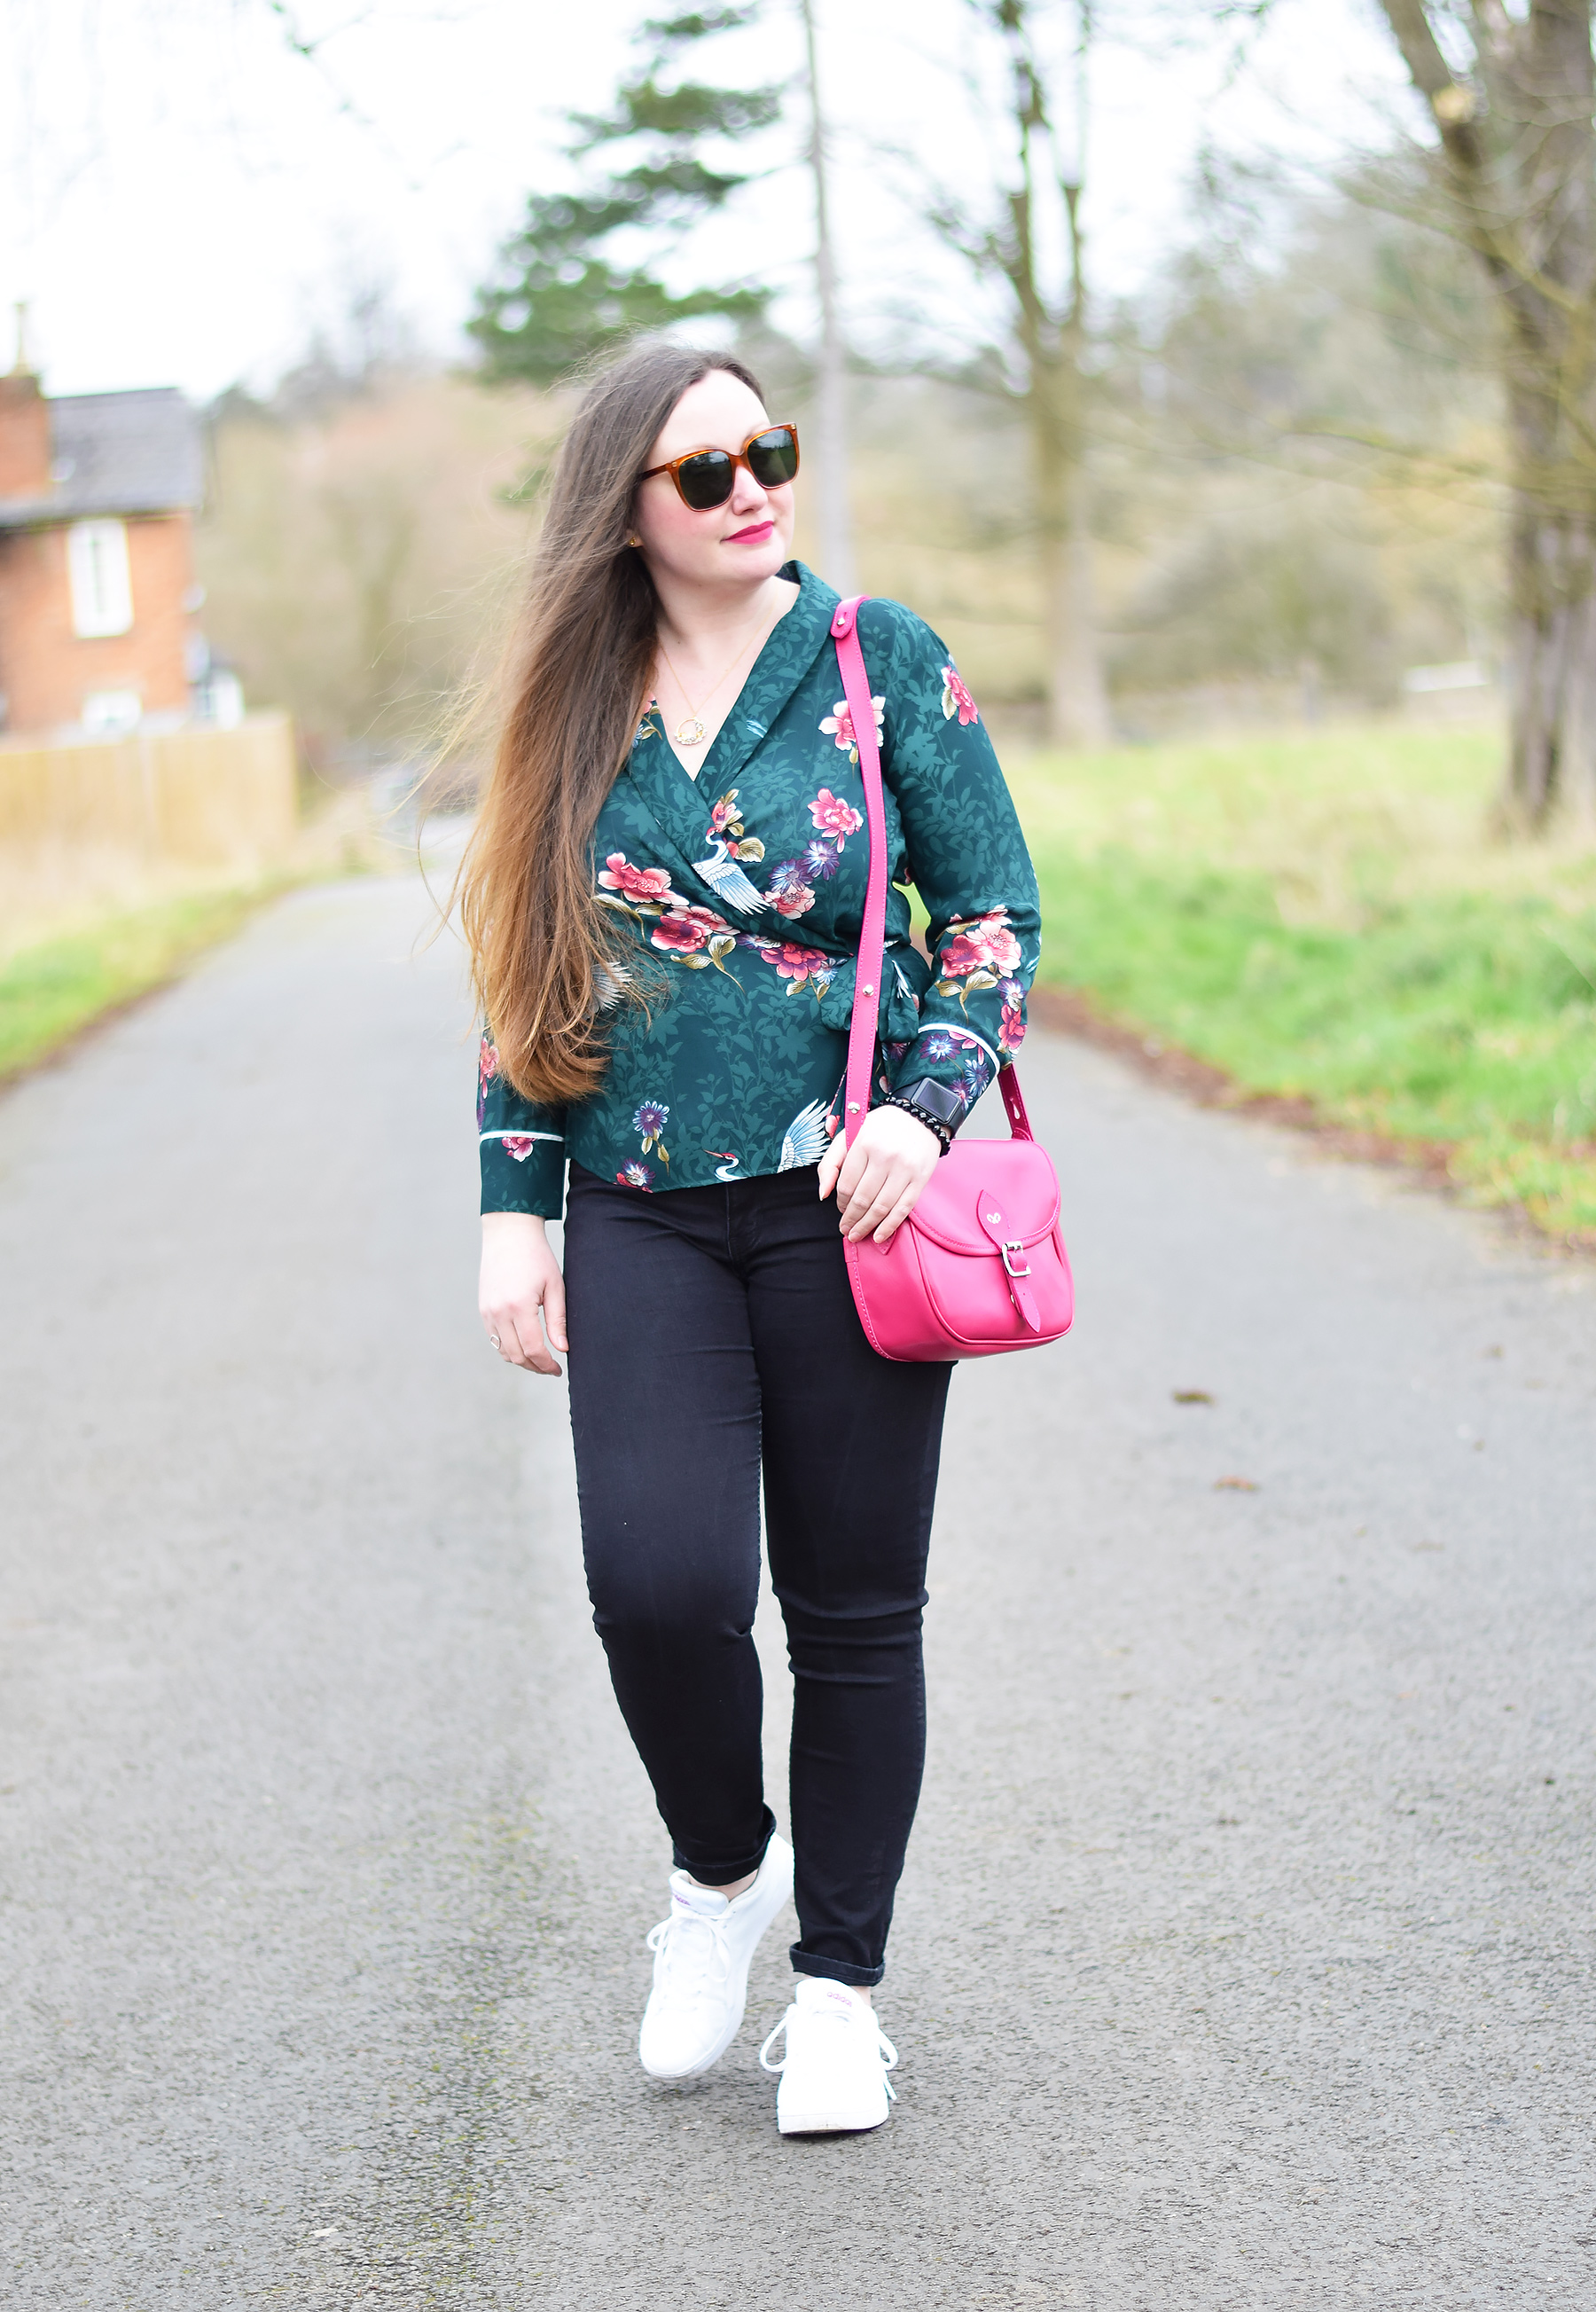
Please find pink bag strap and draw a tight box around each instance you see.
[830,595,1032,1151]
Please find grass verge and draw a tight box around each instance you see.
[0,880,298,1087]
[1009,727,1596,1249]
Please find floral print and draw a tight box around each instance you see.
[938,906,1022,983]
[747,937,838,999]
[818,693,885,763]
[478,562,1039,1219]
[940,664,979,726]
[934,906,1026,1021]
[809,788,863,846]
[597,874,744,982]
[598,853,677,907]
[765,858,818,920]
[477,1032,499,1128]
[756,785,864,925]
[998,976,1027,1054]
[705,789,765,863]
[633,1101,670,1167]
[911,1029,993,1113]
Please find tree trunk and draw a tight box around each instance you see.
[1503,500,1596,831]
[1031,353,1109,748]
[1500,346,1596,828]
[1374,0,1596,828]
[800,0,854,594]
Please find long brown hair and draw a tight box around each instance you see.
[456,341,764,1102]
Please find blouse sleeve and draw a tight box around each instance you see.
[477,1028,568,1219]
[860,600,1041,1125]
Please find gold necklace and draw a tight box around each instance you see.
[654,605,776,748]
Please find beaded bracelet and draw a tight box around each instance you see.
[883,1092,954,1156]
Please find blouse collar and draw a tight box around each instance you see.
[623,560,842,870]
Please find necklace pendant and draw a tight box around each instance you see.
[674,716,708,747]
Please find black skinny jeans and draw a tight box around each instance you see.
[564,1162,952,1987]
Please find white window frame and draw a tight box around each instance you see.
[66,519,134,639]
[82,688,143,735]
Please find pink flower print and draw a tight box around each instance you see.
[998,977,1026,1053]
[651,911,710,954]
[598,853,677,907]
[617,1162,655,1190]
[477,1032,500,1125]
[500,1135,536,1163]
[651,901,734,955]
[973,911,1021,975]
[818,694,885,763]
[808,788,864,845]
[938,930,988,979]
[763,940,833,990]
[708,792,739,835]
[941,908,1021,978]
[685,902,732,935]
[940,663,979,725]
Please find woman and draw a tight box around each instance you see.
[465,342,1039,2136]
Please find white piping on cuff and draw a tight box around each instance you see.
[479,1129,564,1145]
[913,1022,1002,1078]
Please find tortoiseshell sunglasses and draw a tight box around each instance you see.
[639,421,801,510]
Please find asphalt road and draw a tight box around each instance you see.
[2,871,1593,2311]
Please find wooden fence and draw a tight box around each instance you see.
[0,714,297,872]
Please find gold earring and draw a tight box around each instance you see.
[627,533,642,548]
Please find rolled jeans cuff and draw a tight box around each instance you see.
[788,1943,886,1988]
[669,1804,777,1887]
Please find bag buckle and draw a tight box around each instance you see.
[1001,1239,1030,1278]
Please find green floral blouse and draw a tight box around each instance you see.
[478,561,1040,1218]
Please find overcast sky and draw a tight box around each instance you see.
[0,0,1412,404]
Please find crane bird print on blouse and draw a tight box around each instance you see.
[692,834,771,914]
[778,1098,836,1172]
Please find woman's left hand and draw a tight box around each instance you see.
[816,1103,942,1243]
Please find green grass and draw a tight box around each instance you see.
[0,882,293,1085]
[1008,725,1596,1245]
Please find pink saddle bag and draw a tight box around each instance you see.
[833,596,1074,1361]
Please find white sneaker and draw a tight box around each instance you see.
[638,1833,794,2081]
[759,1976,898,2134]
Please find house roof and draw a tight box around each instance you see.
[0,387,203,529]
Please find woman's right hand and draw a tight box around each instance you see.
[480,1212,568,1377]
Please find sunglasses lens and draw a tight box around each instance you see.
[676,451,734,509]
[747,427,799,487]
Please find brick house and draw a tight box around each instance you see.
[0,367,211,737]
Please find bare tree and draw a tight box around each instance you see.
[798,0,854,590]
[1375,1,1596,827]
[930,0,1109,746]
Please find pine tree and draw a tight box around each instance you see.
[470,9,782,384]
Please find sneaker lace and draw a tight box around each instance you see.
[645,1906,732,1999]
[759,2003,899,2099]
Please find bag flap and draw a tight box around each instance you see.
[908,1142,1060,1254]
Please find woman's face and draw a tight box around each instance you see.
[632,370,796,596]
